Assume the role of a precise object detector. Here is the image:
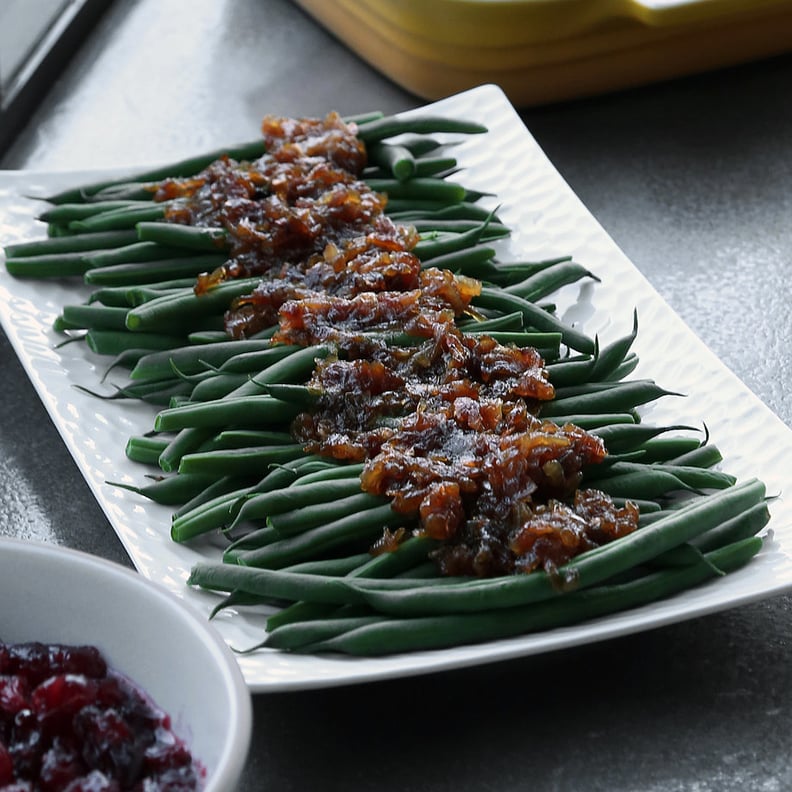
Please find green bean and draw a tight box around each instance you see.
[84,253,226,286]
[473,287,595,354]
[487,256,574,283]
[539,380,678,417]
[4,229,139,259]
[414,214,501,261]
[622,438,708,465]
[263,600,339,632]
[174,474,254,518]
[91,379,194,405]
[212,430,294,448]
[130,338,275,380]
[100,348,152,377]
[107,472,219,506]
[155,426,215,473]
[156,356,311,469]
[71,203,167,232]
[345,479,766,616]
[85,241,192,269]
[349,535,439,579]
[464,331,561,358]
[210,590,276,619]
[125,435,169,465]
[389,203,497,223]
[389,134,444,156]
[456,312,525,333]
[87,183,158,202]
[503,261,599,301]
[38,200,146,224]
[645,460,733,487]
[179,368,289,405]
[87,285,142,308]
[240,455,327,497]
[177,444,306,476]
[590,312,639,380]
[283,554,375,576]
[365,159,459,182]
[665,443,723,468]
[612,497,662,513]
[343,110,385,124]
[6,250,107,278]
[263,614,389,651]
[212,345,300,374]
[385,198,479,215]
[249,344,331,385]
[587,461,735,493]
[123,279,198,305]
[604,355,640,382]
[545,356,597,387]
[58,304,130,331]
[125,277,260,333]
[223,525,281,556]
[547,413,638,429]
[268,492,389,536]
[292,463,366,486]
[366,177,467,204]
[135,222,229,251]
[53,315,82,332]
[412,156,458,178]
[691,501,771,552]
[296,537,761,655]
[186,373,254,402]
[188,330,234,344]
[356,115,487,143]
[186,561,429,606]
[585,468,692,499]
[188,512,762,632]
[366,142,416,181]
[259,383,319,408]
[86,329,189,355]
[413,219,511,238]
[172,487,256,542]
[43,138,268,203]
[238,502,405,569]
[592,424,696,454]
[552,380,638,400]
[232,478,365,526]
[153,394,303,432]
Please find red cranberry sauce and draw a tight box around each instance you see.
[0,641,203,791]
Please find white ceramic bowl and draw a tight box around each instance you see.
[0,537,252,791]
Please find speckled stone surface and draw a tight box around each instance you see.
[2,1,792,789]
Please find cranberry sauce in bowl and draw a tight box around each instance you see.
[0,539,252,792]
[0,640,202,790]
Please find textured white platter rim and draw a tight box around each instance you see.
[1,83,791,692]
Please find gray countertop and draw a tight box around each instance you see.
[3,1,792,789]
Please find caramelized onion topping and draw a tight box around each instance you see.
[154,111,639,576]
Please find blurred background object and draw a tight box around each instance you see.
[0,0,110,155]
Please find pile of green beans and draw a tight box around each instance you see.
[2,109,769,657]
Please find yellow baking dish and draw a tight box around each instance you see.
[293,0,792,105]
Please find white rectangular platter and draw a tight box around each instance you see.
[2,84,791,692]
